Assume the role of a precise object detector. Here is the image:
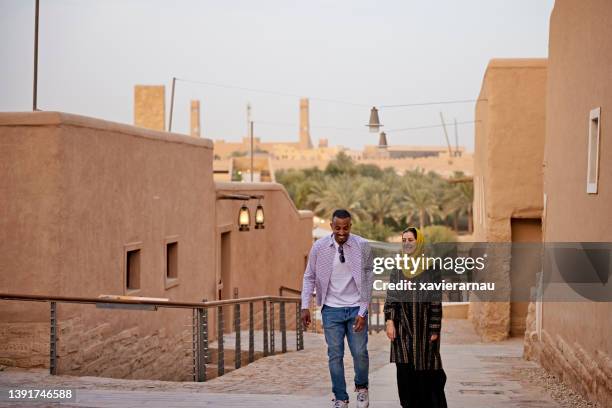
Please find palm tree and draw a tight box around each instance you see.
[308,175,366,220]
[400,172,440,229]
[455,181,474,233]
[441,173,474,233]
[359,176,401,225]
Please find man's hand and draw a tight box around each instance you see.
[353,315,366,332]
[430,333,439,342]
[301,309,311,329]
[386,320,396,341]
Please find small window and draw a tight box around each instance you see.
[587,107,601,194]
[126,249,141,290]
[166,242,178,279]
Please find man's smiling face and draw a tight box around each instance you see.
[331,216,351,245]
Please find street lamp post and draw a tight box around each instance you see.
[438,112,454,158]
[168,77,176,132]
[33,0,40,111]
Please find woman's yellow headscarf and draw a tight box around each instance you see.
[400,227,426,278]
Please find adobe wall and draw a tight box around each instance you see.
[0,112,216,380]
[470,59,546,341]
[523,1,612,405]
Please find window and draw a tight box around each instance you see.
[126,249,141,291]
[166,241,178,279]
[587,107,601,194]
[164,237,179,289]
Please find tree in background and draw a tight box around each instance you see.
[437,171,473,234]
[309,175,367,221]
[275,153,473,241]
[400,170,441,229]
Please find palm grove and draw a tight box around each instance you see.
[275,152,473,242]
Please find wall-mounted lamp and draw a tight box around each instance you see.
[217,193,265,232]
[255,201,265,229]
[238,203,251,231]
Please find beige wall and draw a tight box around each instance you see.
[0,112,313,380]
[0,112,216,379]
[215,182,312,300]
[215,183,313,333]
[473,59,547,242]
[214,139,302,160]
[470,59,547,341]
[523,2,612,406]
[231,156,275,182]
[273,154,474,177]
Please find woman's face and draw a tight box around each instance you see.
[402,231,417,255]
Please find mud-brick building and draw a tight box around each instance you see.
[0,112,312,380]
[471,58,547,341]
[523,1,612,406]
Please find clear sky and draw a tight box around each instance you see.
[0,0,554,151]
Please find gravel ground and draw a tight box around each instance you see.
[516,365,601,408]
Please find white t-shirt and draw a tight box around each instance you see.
[324,239,361,308]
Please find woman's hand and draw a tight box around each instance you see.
[386,320,396,341]
[430,333,439,342]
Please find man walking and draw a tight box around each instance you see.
[301,209,373,408]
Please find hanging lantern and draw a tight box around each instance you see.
[238,203,250,231]
[254,203,265,229]
[378,131,388,148]
[366,106,382,133]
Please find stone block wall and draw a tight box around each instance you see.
[0,322,49,368]
[525,323,611,405]
[57,314,193,381]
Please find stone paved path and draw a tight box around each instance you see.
[0,320,566,407]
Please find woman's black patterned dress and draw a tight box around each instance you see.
[383,268,447,408]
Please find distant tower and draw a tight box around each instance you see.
[299,98,313,149]
[318,138,328,148]
[134,85,165,131]
[190,100,201,138]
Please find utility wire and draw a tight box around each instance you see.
[175,77,369,107]
[173,77,485,109]
[386,120,480,133]
[380,99,487,108]
[250,119,479,133]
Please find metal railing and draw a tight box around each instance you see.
[0,292,304,382]
[280,286,322,333]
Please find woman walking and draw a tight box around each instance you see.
[383,227,447,408]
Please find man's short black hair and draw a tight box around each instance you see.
[332,209,352,220]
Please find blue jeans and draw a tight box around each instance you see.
[321,305,369,401]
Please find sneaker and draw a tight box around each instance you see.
[332,398,349,408]
[356,388,369,408]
